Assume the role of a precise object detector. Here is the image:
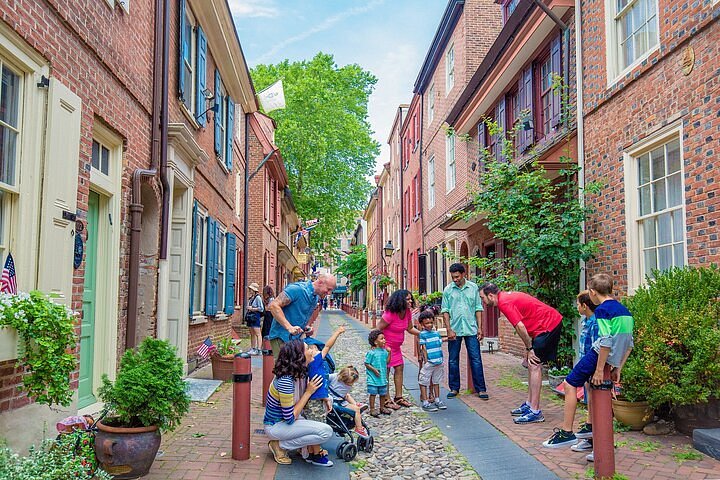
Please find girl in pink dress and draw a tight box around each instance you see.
[377,289,421,408]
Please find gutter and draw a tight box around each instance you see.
[242,113,249,321]
[574,1,586,293]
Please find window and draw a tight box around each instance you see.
[180,6,196,113]
[506,0,519,17]
[539,55,554,137]
[404,189,410,229]
[0,61,21,263]
[269,178,277,227]
[428,156,435,209]
[91,140,110,176]
[216,79,226,160]
[413,113,419,148]
[428,84,435,124]
[214,70,235,171]
[192,205,207,315]
[445,45,455,93]
[608,0,659,78]
[446,135,456,192]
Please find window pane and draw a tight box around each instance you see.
[638,153,650,184]
[195,218,204,263]
[667,173,681,207]
[0,127,17,186]
[91,140,100,170]
[666,139,681,174]
[639,185,651,215]
[0,190,5,244]
[650,146,665,180]
[657,212,671,244]
[642,218,656,248]
[1,66,20,128]
[101,146,109,175]
[673,243,685,266]
[193,265,202,311]
[652,180,666,211]
[643,248,657,275]
[671,210,684,242]
[658,245,673,271]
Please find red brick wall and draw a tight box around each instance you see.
[402,96,425,291]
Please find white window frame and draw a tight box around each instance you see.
[217,80,228,169]
[428,83,435,124]
[428,155,435,209]
[623,122,686,294]
[446,136,456,192]
[605,0,659,85]
[192,205,207,316]
[217,223,226,315]
[445,44,455,94]
[181,7,197,115]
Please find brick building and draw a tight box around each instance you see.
[386,105,408,289]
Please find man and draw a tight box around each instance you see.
[441,263,489,400]
[479,283,563,424]
[267,273,337,358]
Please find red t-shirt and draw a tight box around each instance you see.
[497,291,562,338]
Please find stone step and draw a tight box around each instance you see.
[693,428,720,461]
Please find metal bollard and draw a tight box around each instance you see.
[262,339,274,407]
[591,366,615,479]
[232,352,252,461]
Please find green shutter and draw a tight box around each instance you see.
[225,98,234,170]
[214,70,222,156]
[225,233,236,314]
[178,0,187,100]
[189,200,198,316]
[195,26,208,126]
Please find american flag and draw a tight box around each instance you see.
[0,253,16,294]
[196,337,216,359]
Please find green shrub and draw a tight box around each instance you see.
[98,337,190,432]
[621,266,720,407]
[0,438,111,480]
[215,336,240,356]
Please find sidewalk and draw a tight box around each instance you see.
[395,328,720,479]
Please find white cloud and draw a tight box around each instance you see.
[228,0,279,18]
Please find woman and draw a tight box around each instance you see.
[377,289,421,408]
[247,283,264,355]
[261,285,275,340]
[265,340,334,467]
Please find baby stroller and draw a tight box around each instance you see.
[303,336,375,461]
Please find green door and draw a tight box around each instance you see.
[79,191,99,408]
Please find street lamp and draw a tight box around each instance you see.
[383,240,395,259]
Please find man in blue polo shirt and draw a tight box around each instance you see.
[267,273,337,357]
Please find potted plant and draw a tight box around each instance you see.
[611,354,655,430]
[95,338,190,479]
[211,336,240,382]
[547,366,571,389]
[377,275,395,290]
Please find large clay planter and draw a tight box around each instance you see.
[211,354,235,382]
[94,420,161,479]
[612,398,654,430]
[673,398,720,435]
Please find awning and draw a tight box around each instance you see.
[439,203,486,231]
[277,241,300,272]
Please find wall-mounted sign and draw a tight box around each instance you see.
[73,233,84,269]
[681,46,695,76]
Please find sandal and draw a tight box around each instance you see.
[369,408,380,417]
[394,396,412,408]
[268,440,291,465]
[380,407,392,415]
[384,400,401,410]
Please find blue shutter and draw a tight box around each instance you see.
[224,233,236,314]
[178,0,187,100]
[214,70,222,156]
[195,26,208,126]
[225,98,235,171]
[214,221,221,311]
[188,200,198,316]
[205,217,216,316]
[550,34,562,128]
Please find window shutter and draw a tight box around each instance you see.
[418,253,427,295]
[195,26,207,126]
[178,0,187,100]
[225,98,235,170]
[205,217,216,316]
[225,233,236,314]
[495,97,506,162]
[214,70,222,156]
[550,35,562,128]
[214,221,221,311]
[189,200,198,316]
[522,66,534,150]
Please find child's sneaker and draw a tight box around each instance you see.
[586,452,594,462]
[422,401,439,412]
[305,453,334,467]
[434,399,447,410]
[542,428,577,448]
[513,410,545,424]
[511,402,531,416]
[570,439,593,452]
[575,422,593,439]
[354,425,370,439]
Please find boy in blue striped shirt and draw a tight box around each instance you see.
[418,309,447,412]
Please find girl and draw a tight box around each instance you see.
[328,366,370,438]
[246,283,264,355]
[262,285,275,340]
[365,329,392,416]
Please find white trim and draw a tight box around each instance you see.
[428,155,435,210]
[445,44,455,95]
[192,204,208,315]
[427,83,435,125]
[445,135,456,193]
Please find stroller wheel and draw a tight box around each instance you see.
[336,441,348,459]
[363,436,374,454]
[357,436,366,450]
[342,443,358,462]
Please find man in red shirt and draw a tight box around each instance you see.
[479,283,563,424]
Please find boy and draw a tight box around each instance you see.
[303,325,346,422]
[542,273,634,452]
[570,290,599,455]
[365,329,392,416]
[417,310,447,412]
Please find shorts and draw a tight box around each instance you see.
[532,322,562,363]
[565,349,599,388]
[246,313,261,329]
[418,362,444,387]
[303,399,328,422]
[367,384,388,396]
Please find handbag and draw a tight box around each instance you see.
[245,294,260,326]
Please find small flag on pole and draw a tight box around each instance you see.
[197,337,217,359]
[257,79,286,113]
[0,253,17,294]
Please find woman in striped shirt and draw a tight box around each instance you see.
[264,339,334,467]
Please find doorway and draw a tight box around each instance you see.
[78,191,99,408]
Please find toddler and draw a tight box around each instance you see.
[303,325,345,422]
[418,310,446,412]
[365,329,392,416]
[328,366,370,438]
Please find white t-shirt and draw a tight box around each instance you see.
[327,373,351,401]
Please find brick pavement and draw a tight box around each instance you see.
[397,329,720,479]
[145,364,277,480]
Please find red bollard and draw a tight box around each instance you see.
[232,353,252,461]
[262,339,274,407]
[372,312,377,328]
[591,365,615,479]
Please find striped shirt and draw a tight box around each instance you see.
[263,376,296,425]
[591,299,634,367]
[419,330,443,365]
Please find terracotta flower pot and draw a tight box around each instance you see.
[612,398,654,430]
[94,420,161,479]
[211,353,235,382]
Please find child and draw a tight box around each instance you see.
[543,273,634,456]
[328,365,370,438]
[365,329,392,417]
[417,310,446,412]
[570,290,599,455]
[303,325,346,423]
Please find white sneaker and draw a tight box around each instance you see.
[571,440,593,452]
[586,452,594,462]
[434,399,447,410]
[300,446,309,459]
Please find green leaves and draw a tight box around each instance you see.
[252,53,380,253]
[336,245,368,293]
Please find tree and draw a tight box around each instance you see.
[252,53,380,253]
[335,245,367,293]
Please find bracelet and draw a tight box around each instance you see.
[526,346,533,351]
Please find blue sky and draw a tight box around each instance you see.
[229,0,449,174]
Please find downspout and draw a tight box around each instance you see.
[418,95,426,295]
[575,1,586,293]
[399,111,405,290]
[532,0,570,97]
[242,114,250,321]
[127,0,166,349]
[159,0,171,261]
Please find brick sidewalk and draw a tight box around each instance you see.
[145,364,277,480]
[397,330,720,479]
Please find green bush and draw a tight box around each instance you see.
[621,266,720,407]
[98,337,190,432]
[0,438,111,480]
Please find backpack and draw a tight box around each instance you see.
[304,336,335,374]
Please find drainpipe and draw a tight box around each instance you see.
[242,114,249,321]
[399,110,405,290]
[127,0,167,349]
[159,0,171,261]
[575,0,586,294]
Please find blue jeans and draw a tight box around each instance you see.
[448,335,487,393]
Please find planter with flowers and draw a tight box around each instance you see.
[547,366,571,389]
[211,336,240,382]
